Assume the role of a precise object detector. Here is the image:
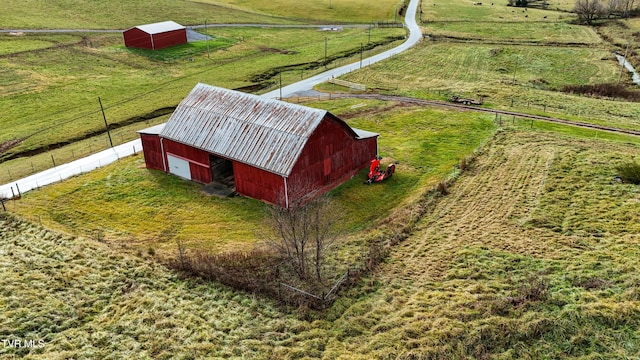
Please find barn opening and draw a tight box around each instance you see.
[210,155,234,186]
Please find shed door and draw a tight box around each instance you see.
[167,154,192,180]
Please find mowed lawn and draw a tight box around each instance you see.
[3,127,640,359]
[8,100,496,256]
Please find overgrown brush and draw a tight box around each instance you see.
[561,83,640,101]
[165,245,282,297]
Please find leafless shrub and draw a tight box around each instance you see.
[437,181,450,195]
[574,0,606,24]
[459,157,468,172]
[166,244,282,296]
[266,194,339,282]
[561,83,640,101]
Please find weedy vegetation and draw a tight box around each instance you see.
[3,0,640,358]
[4,127,640,358]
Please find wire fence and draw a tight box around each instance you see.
[278,268,351,308]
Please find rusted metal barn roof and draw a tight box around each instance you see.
[132,21,185,35]
[161,83,357,177]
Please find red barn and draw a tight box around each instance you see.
[123,21,187,50]
[138,83,379,208]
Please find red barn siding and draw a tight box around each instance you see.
[162,139,212,183]
[234,162,285,206]
[151,29,187,50]
[123,28,153,49]
[140,134,164,170]
[286,115,377,204]
[123,28,186,50]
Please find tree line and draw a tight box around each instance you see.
[509,0,639,25]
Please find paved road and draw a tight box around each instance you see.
[0,0,421,200]
[261,0,422,99]
[0,140,142,200]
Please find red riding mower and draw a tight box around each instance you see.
[365,156,395,184]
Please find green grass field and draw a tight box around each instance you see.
[342,41,640,131]
[422,0,572,22]
[3,1,640,358]
[3,127,640,359]
[0,26,405,183]
[8,100,496,256]
[424,21,602,44]
[0,0,400,29]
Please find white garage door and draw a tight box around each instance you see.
[167,154,192,180]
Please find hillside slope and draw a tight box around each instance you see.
[2,128,640,359]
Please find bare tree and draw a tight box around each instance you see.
[607,0,635,16]
[623,0,636,16]
[267,194,338,281]
[574,0,605,24]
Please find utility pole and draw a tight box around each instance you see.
[512,56,518,85]
[98,97,113,148]
[360,42,363,68]
[324,37,328,67]
[279,72,282,100]
[368,25,371,44]
[205,20,210,59]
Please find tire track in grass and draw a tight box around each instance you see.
[386,131,559,281]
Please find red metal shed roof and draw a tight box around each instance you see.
[160,83,368,177]
[130,21,185,35]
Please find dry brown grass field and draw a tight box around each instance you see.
[3,127,640,358]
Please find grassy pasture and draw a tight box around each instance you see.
[422,0,573,22]
[8,100,496,255]
[3,128,640,359]
[342,41,640,131]
[0,33,83,56]
[0,0,295,29]
[0,0,400,29]
[0,26,405,183]
[200,0,403,23]
[425,21,602,44]
[122,37,237,61]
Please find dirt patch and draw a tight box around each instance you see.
[338,101,416,120]
[259,46,298,55]
[0,138,26,157]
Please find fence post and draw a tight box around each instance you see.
[1,199,6,212]
[51,154,56,167]
[15,184,21,198]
